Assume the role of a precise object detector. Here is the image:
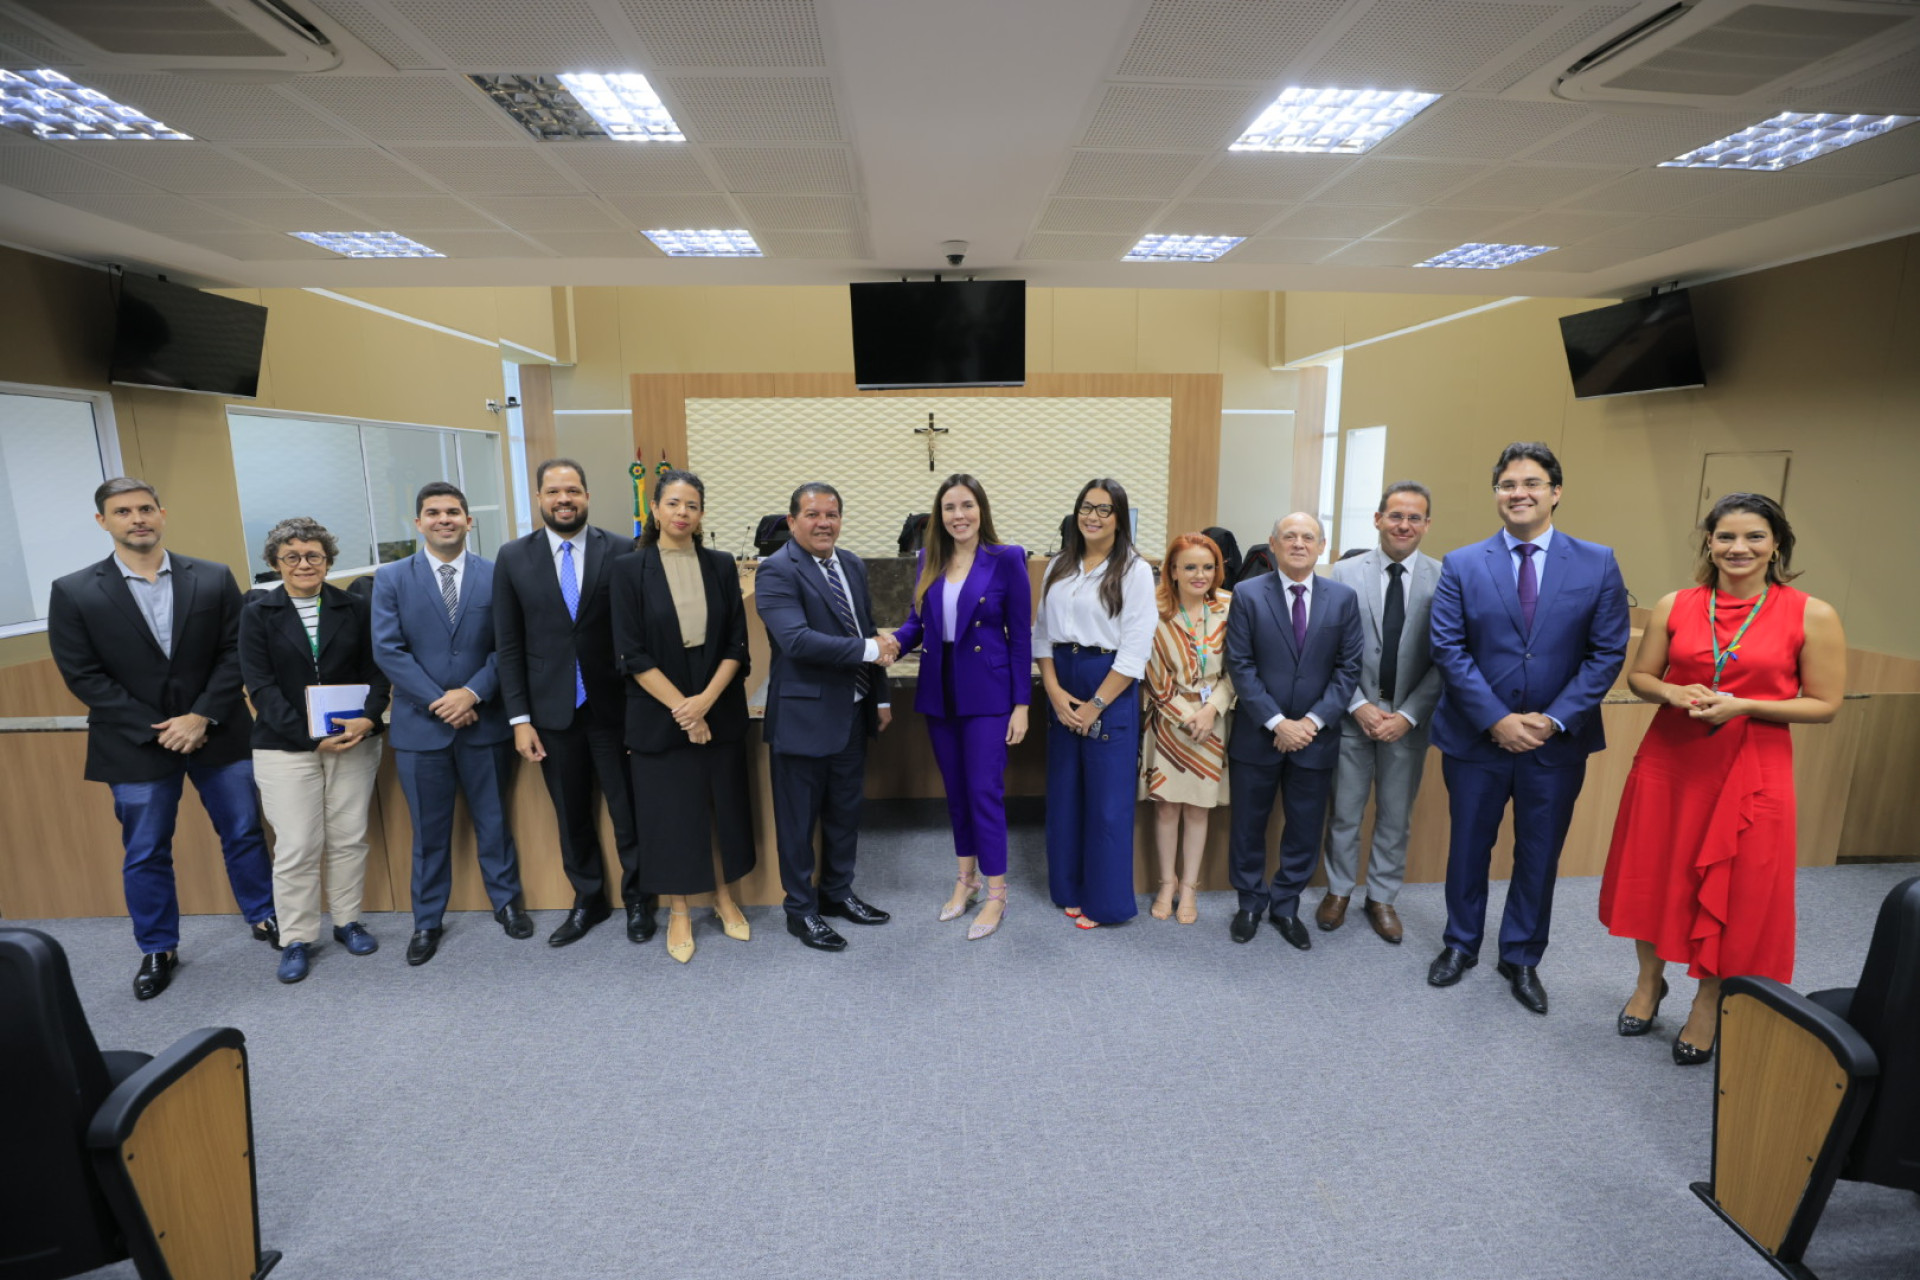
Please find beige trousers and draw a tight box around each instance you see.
[254,739,383,946]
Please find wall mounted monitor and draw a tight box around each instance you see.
[1558,289,1705,400]
[849,280,1025,389]
[110,273,268,398]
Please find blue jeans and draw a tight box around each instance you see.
[109,758,275,954]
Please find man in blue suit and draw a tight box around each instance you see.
[1224,512,1363,951]
[754,482,894,952]
[371,481,530,966]
[1426,442,1628,1014]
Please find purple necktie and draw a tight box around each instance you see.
[1516,543,1539,631]
[1289,582,1307,648]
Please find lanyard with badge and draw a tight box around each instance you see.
[1178,599,1212,703]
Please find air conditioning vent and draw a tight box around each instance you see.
[0,0,345,73]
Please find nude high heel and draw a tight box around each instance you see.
[714,892,750,942]
[1176,880,1200,925]
[968,885,1008,940]
[1150,880,1175,920]
[939,870,981,922]
[666,906,694,964]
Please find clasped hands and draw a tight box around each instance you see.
[151,712,210,754]
[429,687,479,729]
[1271,717,1317,753]
[1669,682,1746,727]
[1491,711,1557,753]
[671,690,716,745]
[1351,702,1412,743]
[1179,700,1219,745]
[317,717,375,753]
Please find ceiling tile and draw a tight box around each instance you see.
[1054,151,1205,200]
[1675,169,1900,219]
[1153,200,1292,236]
[391,145,579,193]
[232,146,440,194]
[1225,237,1346,264]
[1469,4,1637,92]
[1524,244,1647,273]
[1433,164,1626,209]
[382,0,628,71]
[470,195,622,231]
[545,143,716,192]
[307,1,437,70]
[413,229,553,257]
[81,75,351,143]
[1115,0,1349,80]
[1269,204,1412,239]
[170,230,340,260]
[289,77,523,144]
[1309,158,1491,205]
[1036,198,1165,234]
[605,191,741,224]
[525,231,665,257]
[1577,216,1757,253]
[0,146,149,193]
[1489,210,1642,246]
[330,194,501,228]
[1373,98,1593,162]
[619,0,827,68]
[1080,85,1266,150]
[1303,1,1565,92]
[709,146,854,193]
[1018,233,1132,261]
[197,194,379,230]
[49,193,252,233]
[1188,153,1357,200]
[1520,108,1763,167]
[1320,238,1461,267]
[45,142,294,195]
[663,76,842,144]
[757,228,870,258]
[1575,169,1757,214]
[1367,206,1518,241]
[733,193,861,229]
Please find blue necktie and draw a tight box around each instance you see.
[560,541,586,707]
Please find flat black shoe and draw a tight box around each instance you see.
[1269,913,1312,951]
[548,900,611,947]
[251,915,282,950]
[133,951,175,1000]
[1427,946,1477,987]
[819,893,889,925]
[1496,960,1549,1015]
[494,902,534,939]
[1673,1033,1716,1066]
[1617,978,1669,1036]
[1229,909,1262,944]
[406,928,443,966]
[786,913,847,951]
[626,900,657,944]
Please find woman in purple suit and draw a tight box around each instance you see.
[890,474,1031,940]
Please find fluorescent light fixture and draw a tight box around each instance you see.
[1660,111,1919,171]
[1231,87,1440,154]
[557,73,684,141]
[1415,242,1556,269]
[290,231,445,259]
[642,228,762,257]
[1124,233,1245,262]
[0,69,191,141]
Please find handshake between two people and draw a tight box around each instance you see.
[875,631,902,667]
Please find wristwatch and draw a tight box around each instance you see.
[1091,695,1108,710]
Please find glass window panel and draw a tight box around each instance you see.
[458,431,506,558]
[364,426,455,563]
[1339,425,1388,557]
[0,392,109,627]
[229,412,376,579]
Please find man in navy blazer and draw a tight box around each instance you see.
[1426,442,1628,1014]
[371,481,529,966]
[754,482,894,952]
[1223,513,1363,951]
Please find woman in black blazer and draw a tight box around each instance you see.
[610,469,754,964]
[239,517,392,984]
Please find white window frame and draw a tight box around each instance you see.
[0,380,124,639]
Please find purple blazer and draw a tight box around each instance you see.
[891,542,1032,719]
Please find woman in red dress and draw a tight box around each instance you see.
[1598,494,1846,1065]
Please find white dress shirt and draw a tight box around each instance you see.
[1347,552,1420,726]
[812,550,888,707]
[1502,524,1554,591]
[1032,552,1157,680]
[1264,571,1325,731]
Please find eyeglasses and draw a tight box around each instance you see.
[278,552,328,567]
[1078,503,1115,518]
[1493,479,1553,494]
[1381,513,1429,526]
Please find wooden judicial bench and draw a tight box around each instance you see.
[3,561,1918,922]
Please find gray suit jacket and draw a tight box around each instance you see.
[1329,546,1442,726]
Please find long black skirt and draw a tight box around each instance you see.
[629,737,756,895]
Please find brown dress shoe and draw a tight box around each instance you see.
[1363,899,1403,944]
[1315,894,1349,931]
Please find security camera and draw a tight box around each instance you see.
[941,240,968,267]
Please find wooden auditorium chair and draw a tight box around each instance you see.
[1692,876,1920,1279]
[0,927,280,1280]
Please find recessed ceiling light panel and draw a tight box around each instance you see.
[0,69,191,141]
[558,73,684,142]
[1231,87,1440,155]
[1660,112,1919,171]
[1124,233,1245,262]
[1415,242,1556,269]
[642,229,762,257]
[290,231,445,258]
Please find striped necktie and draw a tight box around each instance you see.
[819,556,872,701]
[438,562,458,623]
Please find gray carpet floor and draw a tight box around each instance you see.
[25,800,1919,1280]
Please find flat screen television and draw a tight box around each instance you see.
[849,280,1025,389]
[110,273,268,398]
[1558,289,1705,400]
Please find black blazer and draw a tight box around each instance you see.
[493,525,634,731]
[239,582,393,753]
[46,552,253,783]
[610,544,750,754]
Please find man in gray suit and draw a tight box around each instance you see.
[1320,481,1442,945]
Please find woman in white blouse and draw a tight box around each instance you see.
[1034,479,1158,927]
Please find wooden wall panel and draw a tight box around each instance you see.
[1837,694,1920,861]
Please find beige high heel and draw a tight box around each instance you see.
[714,891,750,942]
[666,907,694,963]
[1176,881,1200,925]
[1150,880,1175,920]
[939,870,981,922]
[968,885,1008,940]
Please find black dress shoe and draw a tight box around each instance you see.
[1269,913,1312,951]
[1427,946,1478,987]
[406,928,443,966]
[786,913,847,951]
[625,899,657,944]
[1496,960,1549,1015]
[1617,978,1669,1036]
[1229,909,1262,943]
[819,893,889,925]
[1672,1032,1716,1066]
[251,915,282,950]
[548,900,611,947]
[133,951,175,1000]
[494,902,534,939]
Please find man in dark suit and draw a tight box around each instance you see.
[1426,442,1629,1014]
[371,481,530,966]
[1322,481,1444,944]
[494,459,652,947]
[754,482,895,951]
[1223,512,1363,951]
[47,478,278,1000]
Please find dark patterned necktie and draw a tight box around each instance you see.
[1517,543,1539,631]
[1289,583,1306,649]
[438,562,458,623]
[1380,561,1405,703]
[819,556,871,700]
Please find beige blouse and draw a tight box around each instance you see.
[661,547,706,647]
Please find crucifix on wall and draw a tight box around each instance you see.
[913,410,948,472]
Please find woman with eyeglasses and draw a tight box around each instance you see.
[239,517,391,984]
[1034,479,1157,928]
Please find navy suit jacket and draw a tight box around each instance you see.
[370,551,509,751]
[753,538,890,757]
[1224,571,1363,770]
[890,543,1032,719]
[1427,530,1629,765]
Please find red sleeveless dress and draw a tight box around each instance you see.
[1598,584,1805,982]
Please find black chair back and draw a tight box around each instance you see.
[0,928,123,1279]
[754,513,792,558]
[1844,876,1920,1190]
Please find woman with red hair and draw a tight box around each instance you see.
[1140,532,1235,923]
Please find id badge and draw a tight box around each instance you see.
[1195,684,1212,704]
